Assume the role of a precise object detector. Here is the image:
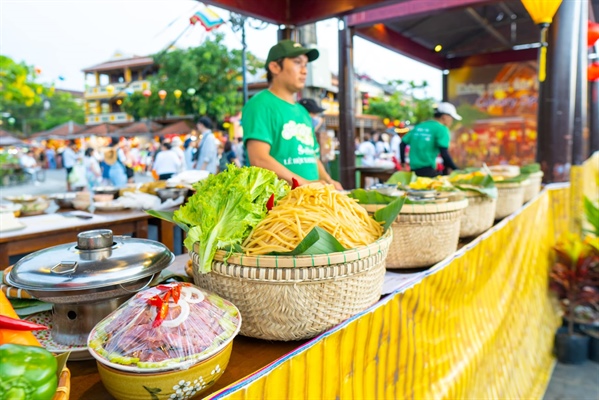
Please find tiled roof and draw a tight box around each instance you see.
[30,121,86,139]
[82,56,155,73]
[156,121,195,136]
[78,123,120,136]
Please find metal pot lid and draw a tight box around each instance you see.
[7,229,174,292]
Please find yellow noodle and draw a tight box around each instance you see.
[242,183,383,255]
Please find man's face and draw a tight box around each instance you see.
[440,114,454,127]
[269,54,308,92]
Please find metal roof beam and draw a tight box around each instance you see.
[446,47,538,68]
[464,7,511,47]
[355,25,446,69]
[347,0,501,28]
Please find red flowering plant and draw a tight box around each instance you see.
[550,234,599,335]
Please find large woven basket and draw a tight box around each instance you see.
[362,199,468,269]
[52,367,70,400]
[459,192,497,238]
[190,230,392,341]
[522,171,543,203]
[494,180,528,219]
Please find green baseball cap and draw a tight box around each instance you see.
[266,40,319,65]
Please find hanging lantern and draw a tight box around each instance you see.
[383,118,390,125]
[589,63,599,82]
[173,89,182,99]
[158,90,167,100]
[589,21,599,47]
[520,0,563,82]
[34,66,42,75]
[187,88,196,96]
[106,85,115,95]
[125,88,134,96]
[393,119,400,127]
[142,89,152,98]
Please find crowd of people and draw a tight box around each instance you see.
[15,39,462,192]
[17,116,246,191]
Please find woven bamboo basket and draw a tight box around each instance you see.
[494,180,528,219]
[52,367,71,400]
[190,229,393,341]
[459,192,497,238]
[362,199,468,269]
[522,171,543,203]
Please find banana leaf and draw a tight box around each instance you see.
[496,173,530,184]
[452,174,497,198]
[520,163,541,174]
[374,196,406,231]
[9,298,53,317]
[386,171,416,186]
[347,188,397,204]
[271,227,348,256]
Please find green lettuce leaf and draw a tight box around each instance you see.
[172,165,289,273]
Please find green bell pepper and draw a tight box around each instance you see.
[0,343,57,400]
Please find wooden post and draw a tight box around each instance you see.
[572,2,588,165]
[590,80,599,155]
[536,0,582,182]
[338,17,356,189]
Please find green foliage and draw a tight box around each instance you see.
[364,80,435,125]
[122,33,262,123]
[0,55,84,135]
[584,197,599,237]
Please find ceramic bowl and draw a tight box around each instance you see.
[156,188,189,202]
[72,199,90,211]
[96,341,232,400]
[20,199,50,216]
[93,194,114,203]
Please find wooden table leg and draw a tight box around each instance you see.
[134,219,148,239]
[0,243,9,270]
[157,219,175,252]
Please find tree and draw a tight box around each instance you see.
[364,80,435,125]
[122,33,262,123]
[0,55,85,136]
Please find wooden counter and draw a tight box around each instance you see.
[69,336,304,399]
[0,209,177,269]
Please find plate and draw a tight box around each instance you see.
[0,219,26,232]
[4,195,40,203]
[94,201,126,212]
[25,311,92,361]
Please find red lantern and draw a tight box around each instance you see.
[589,22,599,47]
[142,89,152,98]
[588,63,599,82]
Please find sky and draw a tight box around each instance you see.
[0,0,442,99]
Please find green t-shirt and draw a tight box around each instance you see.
[242,90,320,181]
[402,120,450,170]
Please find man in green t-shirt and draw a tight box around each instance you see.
[400,102,461,177]
[242,40,342,189]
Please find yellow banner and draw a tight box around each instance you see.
[208,187,568,400]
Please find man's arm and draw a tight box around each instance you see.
[316,159,343,190]
[439,147,458,171]
[399,142,407,164]
[246,140,310,185]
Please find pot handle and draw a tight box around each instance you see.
[119,274,155,293]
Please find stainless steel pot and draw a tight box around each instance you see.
[7,229,174,346]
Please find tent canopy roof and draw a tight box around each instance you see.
[204,0,597,68]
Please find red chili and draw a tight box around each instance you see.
[0,315,48,331]
[266,194,275,211]
[147,295,163,308]
[291,177,300,189]
[153,292,171,328]
[171,285,181,304]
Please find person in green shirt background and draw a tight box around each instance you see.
[400,102,461,177]
[242,40,342,190]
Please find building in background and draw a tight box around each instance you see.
[82,52,158,125]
